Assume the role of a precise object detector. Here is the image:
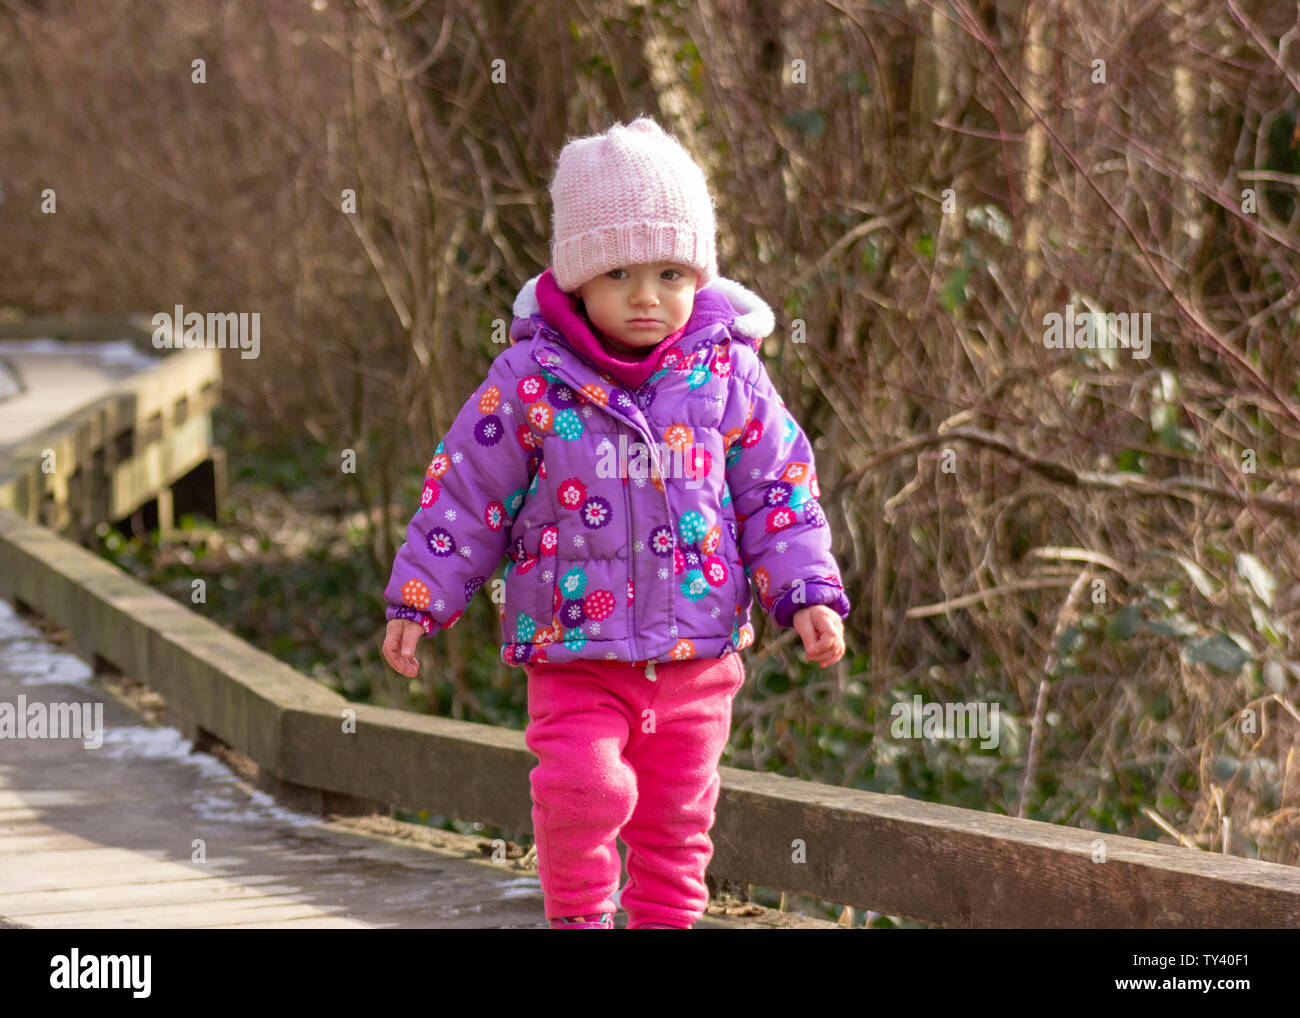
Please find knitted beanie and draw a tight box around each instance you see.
[548,116,718,293]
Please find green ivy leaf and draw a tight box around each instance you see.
[1106,604,1142,642]
[1182,634,1250,674]
[1211,755,1242,783]
[1056,624,1085,656]
[1116,448,1143,473]
[782,109,825,138]
[939,266,971,311]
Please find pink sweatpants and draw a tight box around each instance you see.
[522,653,746,929]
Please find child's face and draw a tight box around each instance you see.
[574,262,698,355]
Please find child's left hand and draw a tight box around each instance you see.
[792,605,845,668]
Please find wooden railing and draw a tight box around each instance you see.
[0,315,223,541]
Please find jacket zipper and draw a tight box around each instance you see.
[531,337,676,671]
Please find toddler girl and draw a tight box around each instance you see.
[381,117,849,929]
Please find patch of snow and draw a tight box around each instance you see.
[97,725,328,827]
[0,600,42,641]
[0,338,157,372]
[2,639,94,685]
[496,876,542,899]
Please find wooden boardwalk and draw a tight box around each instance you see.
[0,339,156,460]
[0,601,834,929]
[0,601,546,928]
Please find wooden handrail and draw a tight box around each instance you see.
[0,318,221,535]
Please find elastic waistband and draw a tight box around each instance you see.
[523,654,740,683]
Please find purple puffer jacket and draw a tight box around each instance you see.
[383,272,850,674]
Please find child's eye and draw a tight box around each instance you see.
[607,268,683,281]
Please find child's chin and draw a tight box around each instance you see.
[608,336,660,355]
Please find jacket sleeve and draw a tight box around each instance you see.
[382,352,540,637]
[721,350,850,629]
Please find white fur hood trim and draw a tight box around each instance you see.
[512,273,775,341]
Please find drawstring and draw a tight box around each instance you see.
[644,660,657,681]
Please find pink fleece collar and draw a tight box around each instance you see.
[534,268,689,391]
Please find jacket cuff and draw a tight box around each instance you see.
[386,602,441,638]
[770,579,850,629]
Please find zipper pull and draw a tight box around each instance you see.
[644,660,657,681]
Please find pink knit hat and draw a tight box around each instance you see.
[548,116,718,293]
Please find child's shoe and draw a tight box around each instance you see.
[549,912,614,929]
[638,922,687,929]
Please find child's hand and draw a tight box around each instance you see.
[792,605,845,668]
[382,619,424,677]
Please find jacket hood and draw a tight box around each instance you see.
[507,272,776,353]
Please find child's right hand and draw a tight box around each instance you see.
[382,619,424,677]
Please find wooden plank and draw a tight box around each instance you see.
[0,806,53,822]
[0,833,109,853]
[25,898,359,929]
[210,916,391,929]
[0,855,379,896]
[0,847,218,891]
[0,791,100,809]
[209,901,549,930]
[0,870,329,903]
[1,862,526,919]
[0,877,303,916]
